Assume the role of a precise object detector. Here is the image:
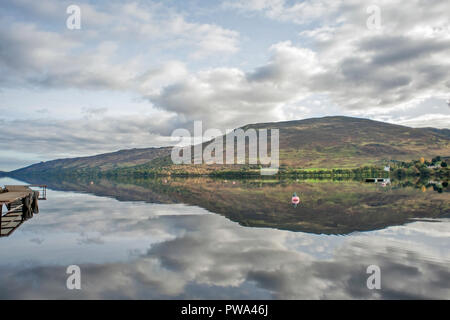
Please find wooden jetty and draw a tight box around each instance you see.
[0,185,47,237]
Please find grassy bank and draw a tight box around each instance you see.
[18,165,447,179]
[7,157,448,180]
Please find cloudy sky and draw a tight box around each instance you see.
[1,0,449,170]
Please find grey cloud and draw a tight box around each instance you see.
[358,36,450,66]
[393,114,450,129]
[148,42,320,130]
[0,156,43,172]
[148,26,450,126]
[223,0,450,116]
[0,24,131,91]
[0,116,176,170]
[0,0,239,94]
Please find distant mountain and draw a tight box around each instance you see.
[10,147,171,175]
[7,116,450,175]
[238,116,449,168]
[134,116,450,173]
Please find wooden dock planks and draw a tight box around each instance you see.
[0,185,46,237]
[0,185,34,204]
[0,185,37,237]
[0,191,33,204]
[0,207,24,237]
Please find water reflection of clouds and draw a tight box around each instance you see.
[0,186,448,299]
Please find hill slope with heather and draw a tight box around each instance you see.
[7,116,450,176]
[10,147,172,175]
[241,116,449,168]
[129,116,450,174]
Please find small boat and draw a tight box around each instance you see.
[291,192,300,206]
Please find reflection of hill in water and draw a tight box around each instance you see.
[18,175,450,235]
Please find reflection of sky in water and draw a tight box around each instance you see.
[0,178,449,299]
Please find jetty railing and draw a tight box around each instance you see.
[27,185,47,200]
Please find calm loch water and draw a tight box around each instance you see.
[0,176,449,299]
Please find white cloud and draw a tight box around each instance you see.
[148,41,323,130]
[0,114,177,162]
[163,0,450,127]
[394,114,450,128]
[0,0,240,90]
[223,0,339,25]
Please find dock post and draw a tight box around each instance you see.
[32,191,39,214]
[22,195,32,220]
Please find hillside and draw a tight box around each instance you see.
[11,147,171,175]
[130,116,450,174]
[8,116,450,175]
[240,116,449,168]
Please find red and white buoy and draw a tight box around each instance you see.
[291,192,300,205]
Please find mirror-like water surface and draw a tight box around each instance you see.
[0,176,449,299]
